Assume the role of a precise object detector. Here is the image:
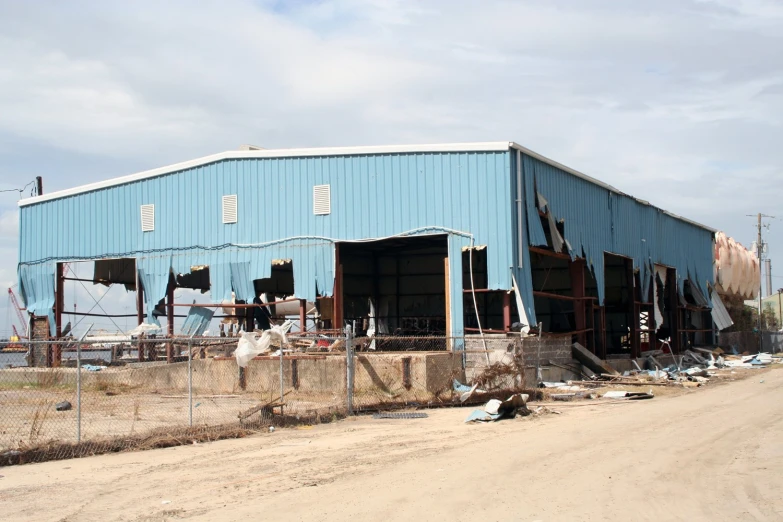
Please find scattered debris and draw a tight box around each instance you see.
[602,390,654,400]
[465,394,530,423]
[372,412,429,420]
[453,380,486,403]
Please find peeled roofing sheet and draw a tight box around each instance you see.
[710,289,734,331]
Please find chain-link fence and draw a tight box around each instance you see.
[0,331,528,465]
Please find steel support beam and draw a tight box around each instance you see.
[334,244,343,329]
[502,292,511,332]
[53,262,64,366]
[569,258,587,347]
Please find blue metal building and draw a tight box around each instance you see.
[17,142,716,356]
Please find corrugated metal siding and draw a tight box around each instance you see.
[19,151,514,334]
[521,154,714,304]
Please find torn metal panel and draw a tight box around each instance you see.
[136,254,172,326]
[522,156,548,247]
[18,262,56,335]
[522,154,714,305]
[180,306,215,337]
[229,262,255,302]
[546,211,565,253]
[536,192,548,212]
[710,288,733,331]
[653,265,667,331]
[689,280,710,308]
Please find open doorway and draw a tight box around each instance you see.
[337,235,448,337]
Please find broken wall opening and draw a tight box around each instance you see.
[338,235,448,337]
[461,248,517,333]
[603,253,633,356]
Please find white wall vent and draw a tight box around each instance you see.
[313,184,331,215]
[222,194,238,224]
[140,204,155,232]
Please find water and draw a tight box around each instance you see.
[0,350,136,369]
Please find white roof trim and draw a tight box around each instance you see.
[18,142,511,207]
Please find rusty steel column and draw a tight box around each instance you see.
[502,292,511,332]
[627,260,640,359]
[245,304,254,333]
[667,268,680,354]
[135,261,144,326]
[53,262,65,367]
[570,258,587,347]
[166,278,174,363]
[299,299,307,333]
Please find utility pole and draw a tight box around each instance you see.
[757,213,763,349]
[749,212,774,353]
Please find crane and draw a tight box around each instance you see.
[7,287,28,341]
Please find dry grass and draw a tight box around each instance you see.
[28,401,50,443]
[1,407,342,467]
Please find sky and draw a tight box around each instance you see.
[0,0,781,335]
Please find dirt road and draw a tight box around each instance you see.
[2,368,782,522]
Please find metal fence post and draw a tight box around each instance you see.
[187,335,194,427]
[76,324,94,444]
[280,339,285,411]
[536,322,543,385]
[345,325,354,415]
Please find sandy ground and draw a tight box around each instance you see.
[2,367,782,522]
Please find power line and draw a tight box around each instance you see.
[0,180,37,197]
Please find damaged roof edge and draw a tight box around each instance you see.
[508,142,717,234]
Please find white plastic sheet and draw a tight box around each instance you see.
[234,325,288,368]
[128,323,162,336]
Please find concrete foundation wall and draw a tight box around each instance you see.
[0,353,463,399]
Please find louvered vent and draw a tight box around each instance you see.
[140,204,155,232]
[313,184,331,215]
[222,194,238,224]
